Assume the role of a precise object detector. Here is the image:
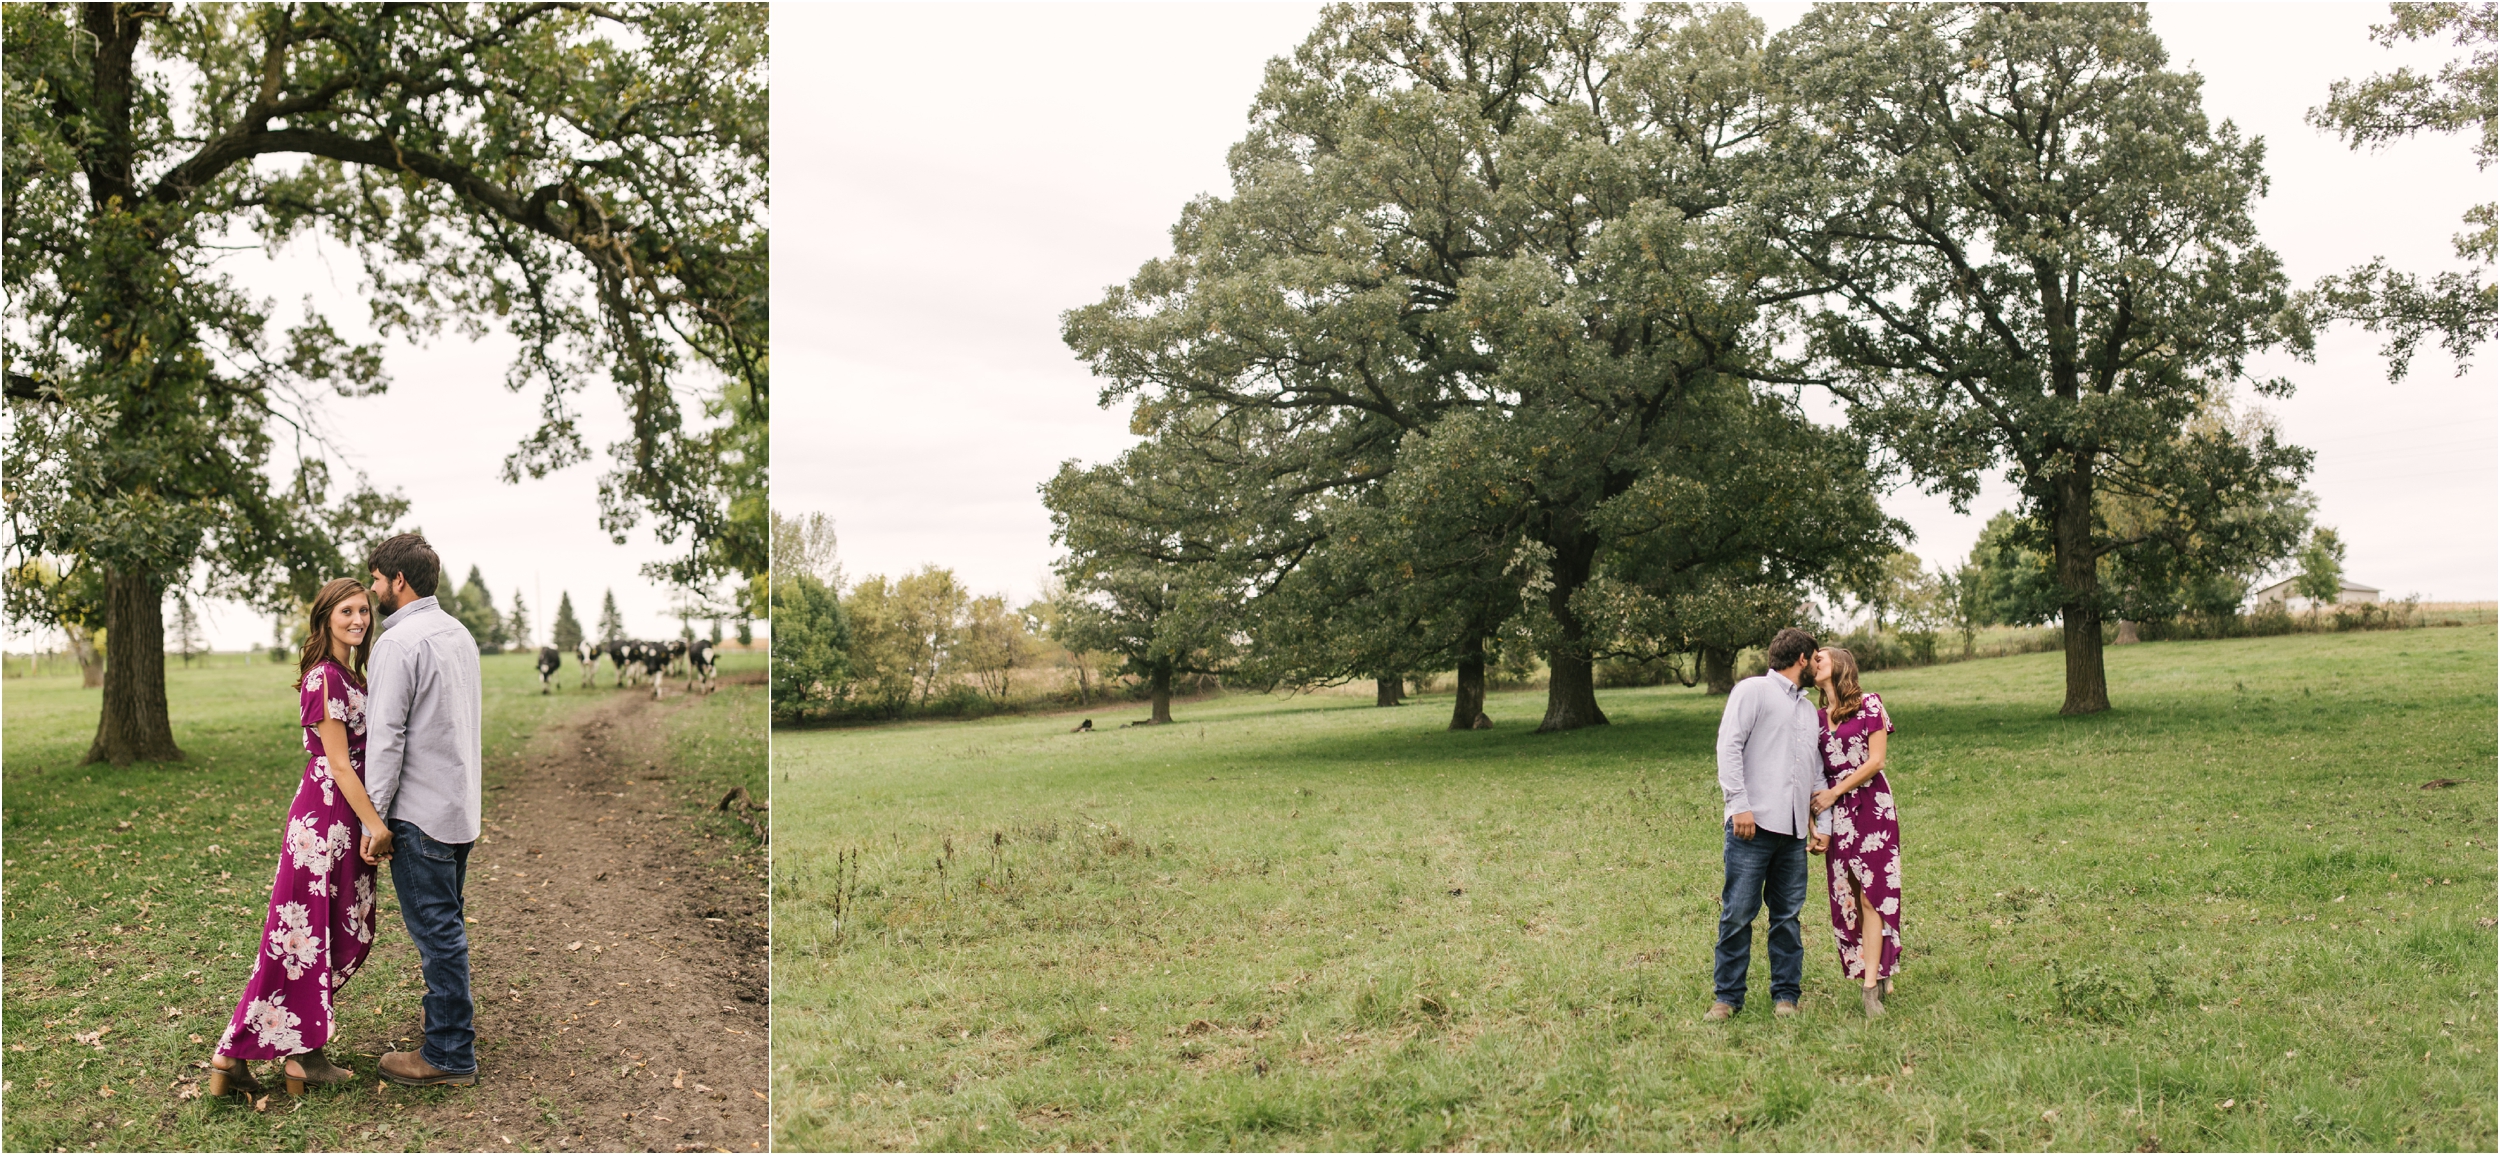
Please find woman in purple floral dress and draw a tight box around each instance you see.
[207,578,388,1099]
[1809,646,1902,1018]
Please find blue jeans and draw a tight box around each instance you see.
[1713,820,1807,1010]
[388,819,476,1074]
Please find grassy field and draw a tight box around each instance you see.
[772,627,2497,1151]
[0,648,764,1152]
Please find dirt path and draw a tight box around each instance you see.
[349,680,768,1152]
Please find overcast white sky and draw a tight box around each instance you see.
[790,3,2492,611]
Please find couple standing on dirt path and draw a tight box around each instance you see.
[205,533,488,1100]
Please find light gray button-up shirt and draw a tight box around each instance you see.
[364,595,484,845]
[1716,668,1821,838]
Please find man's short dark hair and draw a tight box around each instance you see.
[1765,627,1819,672]
[368,533,440,597]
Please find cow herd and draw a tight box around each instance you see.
[536,637,718,698]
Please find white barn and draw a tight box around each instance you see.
[2248,576,2380,613]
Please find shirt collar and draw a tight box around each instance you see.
[382,594,438,631]
[1769,669,1806,698]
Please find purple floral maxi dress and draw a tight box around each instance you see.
[216,659,379,1060]
[1820,691,1902,981]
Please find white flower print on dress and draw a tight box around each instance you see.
[241,994,306,1054]
[304,665,325,697]
[310,755,338,807]
[267,902,322,980]
[343,681,367,734]
[1884,855,1902,892]
[347,872,376,944]
[1858,829,1888,854]
[287,814,344,895]
[1879,896,1899,916]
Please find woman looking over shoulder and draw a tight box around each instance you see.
[1809,646,1903,1018]
[206,578,391,1100]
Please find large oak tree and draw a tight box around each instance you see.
[1062,3,1893,733]
[3,2,765,762]
[1758,2,2312,714]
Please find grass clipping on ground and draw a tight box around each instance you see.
[771,627,2498,1151]
[0,650,766,1152]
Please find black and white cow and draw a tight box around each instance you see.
[577,639,604,688]
[609,639,641,687]
[639,639,673,699]
[667,638,689,678]
[536,646,563,693]
[688,638,717,694]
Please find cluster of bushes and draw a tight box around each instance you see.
[772,513,1145,726]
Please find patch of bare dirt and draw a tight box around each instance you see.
[346,679,767,1152]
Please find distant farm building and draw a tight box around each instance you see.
[2248,576,2381,613]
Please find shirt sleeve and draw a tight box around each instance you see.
[364,640,411,819]
[1716,679,1756,816]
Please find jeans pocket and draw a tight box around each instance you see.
[400,826,453,863]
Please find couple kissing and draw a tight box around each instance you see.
[1707,626,1904,1021]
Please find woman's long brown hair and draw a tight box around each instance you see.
[295,578,374,690]
[1817,646,1866,721]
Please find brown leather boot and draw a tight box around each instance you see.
[206,1054,264,1101]
[378,1049,477,1087]
[283,1048,357,1094]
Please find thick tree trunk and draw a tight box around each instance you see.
[1536,537,1608,733]
[1449,633,1487,731]
[1701,646,1736,695]
[86,570,183,765]
[2054,460,2110,715]
[1374,675,1403,707]
[1147,661,1173,725]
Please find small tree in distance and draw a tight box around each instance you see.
[172,594,204,668]
[2294,528,2349,609]
[598,590,626,645]
[551,592,584,652]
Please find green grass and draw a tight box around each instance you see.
[0,648,764,1151]
[771,627,2498,1151]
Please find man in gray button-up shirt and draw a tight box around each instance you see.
[1705,626,1824,1020]
[363,534,487,1087]
[365,592,484,848]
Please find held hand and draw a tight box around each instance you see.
[1808,831,1829,855]
[1730,811,1757,840]
[360,828,395,865]
[1812,787,1841,815]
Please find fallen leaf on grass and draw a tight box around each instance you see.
[2217,1099,2235,1110]
[72,1027,109,1048]
[2420,779,2464,790]
[175,1083,201,1100]
[97,1086,114,1097]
